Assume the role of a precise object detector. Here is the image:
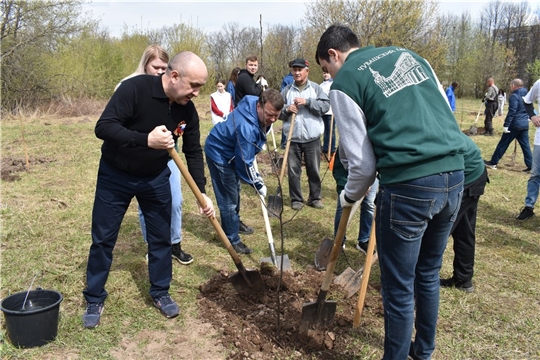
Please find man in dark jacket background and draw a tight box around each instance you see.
[235,54,263,105]
[484,78,533,171]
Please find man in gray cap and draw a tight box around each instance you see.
[279,58,330,210]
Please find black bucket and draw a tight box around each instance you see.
[1,289,63,348]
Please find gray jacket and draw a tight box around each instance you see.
[279,80,330,143]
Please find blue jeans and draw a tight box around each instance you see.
[377,171,463,360]
[334,178,379,243]
[206,157,241,246]
[139,159,183,245]
[525,144,540,208]
[489,129,533,168]
[84,160,173,302]
[288,138,322,204]
[321,114,336,154]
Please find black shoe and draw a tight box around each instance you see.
[172,243,194,265]
[484,130,494,136]
[522,167,532,173]
[232,241,253,254]
[440,277,474,293]
[516,206,534,220]
[355,241,375,255]
[238,221,254,235]
[484,160,497,169]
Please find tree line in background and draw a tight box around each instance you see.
[2,0,540,113]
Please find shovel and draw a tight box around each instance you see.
[267,113,296,217]
[353,214,377,328]
[168,148,264,295]
[336,216,378,299]
[253,158,292,272]
[299,206,351,333]
[314,198,362,271]
[326,114,334,161]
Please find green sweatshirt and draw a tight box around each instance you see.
[330,46,466,200]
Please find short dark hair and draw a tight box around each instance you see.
[259,89,284,111]
[451,81,459,88]
[315,24,360,65]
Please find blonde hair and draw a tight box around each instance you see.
[134,44,169,75]
[115,44,169,91]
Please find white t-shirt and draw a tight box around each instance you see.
[210,91,233,126]
[522,79,540,145]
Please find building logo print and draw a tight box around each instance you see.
[370,52,429,98]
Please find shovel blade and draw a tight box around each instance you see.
[299,300,337,333]
[229,270,265,295]
[267,194,283,217]
[314,237,333,271]
[334,267,356,287]
[260,254,292,272]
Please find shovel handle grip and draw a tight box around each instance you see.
[167,148,245,268]
[320,206,352,292]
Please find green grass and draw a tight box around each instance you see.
[1,97,539,359]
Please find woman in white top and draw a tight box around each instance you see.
[210,79,234,126]
[497,89,506,117]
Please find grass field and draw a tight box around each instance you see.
[1,97,539,359]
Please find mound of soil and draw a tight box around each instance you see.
[197,264,384,359]
[1,156,54,181]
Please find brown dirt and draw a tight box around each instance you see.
[197,263,384,359]
[1,156,55,182]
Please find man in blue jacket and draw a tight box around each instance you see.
[204,89,284,254]
[445,81,459,112]
[484,78,533,171]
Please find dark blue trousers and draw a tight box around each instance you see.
[83,160,172,303]
[489,129,532,168]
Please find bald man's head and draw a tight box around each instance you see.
[163,51,208,105]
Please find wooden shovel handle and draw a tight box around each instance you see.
[278,113,296,183]
[167,148,245,267]
[353,212,377,327]
[327,114,334,160]
[320,206,352,292]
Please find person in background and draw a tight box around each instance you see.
[483,77,499,136]
[226,67,240,106]
[210,79,234,126]
[332,147,378,253]
[316,25,465,360]
[114,44,168,91]
[235,55,263,105]
[498,88,506,117]
[484,79,532,172]
[440,134,488,293]
[256,74,269,91]
[517,78,540,220]
[320,71,336,156]
[115,45,195,266]
[280,60,294,149]
[445,81,459,113]
[83,51,215,329]
[204,90,284,254]
[279,57,330,211]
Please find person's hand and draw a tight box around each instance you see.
[148,125,174,149]
[503,127,510,133]
[294,97,307,106]
[287,104,298,114]
[198,193,215,218]
[258,185,267,197]
[531,115,540,127]
[339,190,355,208]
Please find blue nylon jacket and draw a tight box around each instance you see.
[504,87,530,130]
[204,95,266,189]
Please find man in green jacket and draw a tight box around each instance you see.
[316,25,466,360]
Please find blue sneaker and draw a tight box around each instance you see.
[82,302,104,329]
[153,294,179,318]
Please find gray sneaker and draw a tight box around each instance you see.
[306,199,324,209]
[153,294,179,318]
[82,302,104,329]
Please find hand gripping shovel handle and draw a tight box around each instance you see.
[353,212,377,328]
[167,148,252,284]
